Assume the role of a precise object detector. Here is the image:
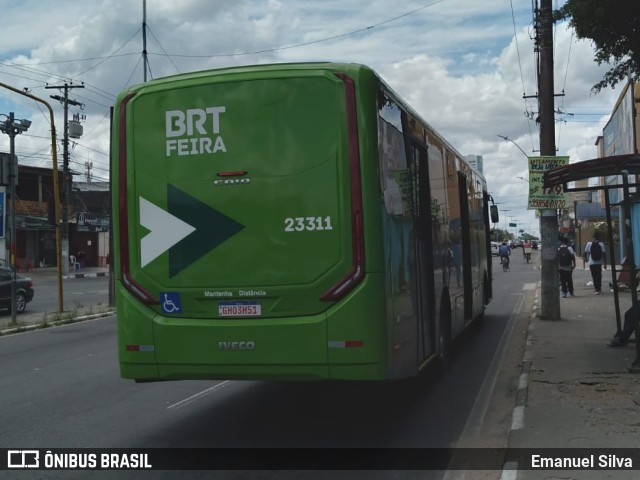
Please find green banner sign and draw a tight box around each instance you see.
[527,156,570,209]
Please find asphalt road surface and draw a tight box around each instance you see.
[0,250,541,479]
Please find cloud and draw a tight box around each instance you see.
[0,1,629,238]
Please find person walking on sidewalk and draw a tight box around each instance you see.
[584,232,606,294]
[557,237,576,298]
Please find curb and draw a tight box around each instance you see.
[0,310,116,336]
[63,272,109,279]
[501,281,540,479]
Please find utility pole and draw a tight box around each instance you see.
[143,0,149,82]
[0,82,63,312]
[85,161,93,183]
[500,209,510,240]
[0,112,31,324]
[538,0,561,320]
[46,82,84,276]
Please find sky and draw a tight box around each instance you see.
[0,0,624,239]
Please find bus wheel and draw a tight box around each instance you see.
[438,297,452,366]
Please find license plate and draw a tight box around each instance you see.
[218,301,262,318]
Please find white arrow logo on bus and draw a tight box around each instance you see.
[138,186,245,276]
[139,197,196,268]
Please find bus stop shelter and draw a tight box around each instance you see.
[543,153,640,371]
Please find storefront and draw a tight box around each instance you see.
[70,213,110,268]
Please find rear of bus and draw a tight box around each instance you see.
[112,63,389,381]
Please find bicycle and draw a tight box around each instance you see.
[500,255,510,272]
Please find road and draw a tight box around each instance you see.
[0,272,111,327]
[0,251,540,479]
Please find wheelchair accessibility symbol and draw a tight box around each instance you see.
[161,292,182,314]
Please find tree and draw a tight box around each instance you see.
[555,0,640,92]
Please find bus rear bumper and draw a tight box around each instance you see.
[120,362,387,382]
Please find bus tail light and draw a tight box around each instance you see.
[217,171,248,177]
[328,340,365,348]
[321,73,365,302]
[118,93,158,306]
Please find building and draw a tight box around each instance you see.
[12,165,63,269]
[0,163,110,270]
[464,154,484,175]
[71,181,110,268]
[596,80,640,260]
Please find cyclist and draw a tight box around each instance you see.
[498,241,511,270]
[523,240,532,263]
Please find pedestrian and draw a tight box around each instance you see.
[77,250,86,269]
[557,237,575,298]
[584,232,606,294]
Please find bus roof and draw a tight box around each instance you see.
[117,61,485,183]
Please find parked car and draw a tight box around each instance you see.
[491,242,499,256]
[0,267,34,313]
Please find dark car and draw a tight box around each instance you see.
[0,267,34,313]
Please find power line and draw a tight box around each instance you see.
[146,25,180,75]
[508,0,538,155]
[151,0,444,59]
[74,27,142,77]
[3,52,138,67]
[509,0,528,98]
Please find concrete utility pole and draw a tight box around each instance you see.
[538,0,560,320]
[0,112,30,324]
[46,82,84,276]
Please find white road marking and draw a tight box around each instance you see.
[458,294,525,438]
[511,405,525,430]
[167,380,234,410]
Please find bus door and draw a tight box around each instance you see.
[410,142,436,363]
[457,172,473,320]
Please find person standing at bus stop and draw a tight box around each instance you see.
[557,237,576,298]
[584,232,606,295]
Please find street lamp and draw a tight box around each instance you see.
[500,209,510,241]
[497,135,530,159]
[0,112,30,325]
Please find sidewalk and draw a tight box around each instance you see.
[508,266,640,477]
[27,265,110,279]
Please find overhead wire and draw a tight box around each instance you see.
[10,53,139,67]
[74,27,142,77]
[146,26,181,75]
[0,19,144,164]
[151,0,444,59]
[509,0,537,155]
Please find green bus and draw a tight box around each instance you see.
[112,62,493,382]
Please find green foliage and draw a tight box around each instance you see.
[555,0,640,92]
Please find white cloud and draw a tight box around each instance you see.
[0,0,629,239]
